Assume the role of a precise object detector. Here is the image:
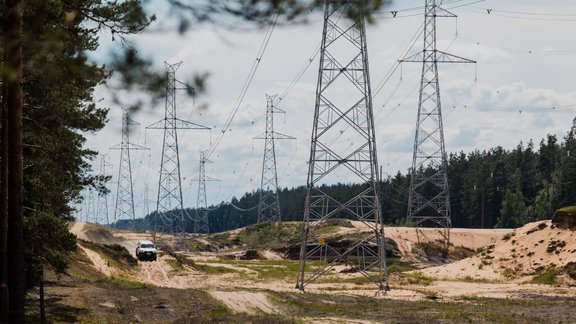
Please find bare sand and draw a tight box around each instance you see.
[418,220,576,282]
[209,291,280,314]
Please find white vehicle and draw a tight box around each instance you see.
[135,240,157,261]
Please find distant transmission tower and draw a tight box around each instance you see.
[111,108,150,225]
[296,1,388,292]
[85,189,96,223]
[193,151,218,233]
[142,182,152,227]
[254,94,294,223]
[97,153,112,225]
[400,0,475,248]
[147,62,209,240]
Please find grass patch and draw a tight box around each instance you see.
[398,271,434,286]
[200,259,301,281]
[386,258,418,273]
[105,276,156,289]
[78,240,137,270]
[168,252,196,267]
[502,267,516,279]
[531,267,558,284]
[315,225,340,236]
[502,231,516,241]
[458,275,492,283]
[66,244,108,282]
[166,259,184,272]
[273,292,576,323]
[556,205,576,213]
[209,222,302,249]
[414,288,440,300]
[318,275,374,286]
[450,245,476,260]
[526,222,547,235]
[193,263,239,274]
[185,239,214,252]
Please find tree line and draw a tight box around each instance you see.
[123,119,576,234]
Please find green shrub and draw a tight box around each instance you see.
[502,231,515,241]
[531,267,558,284]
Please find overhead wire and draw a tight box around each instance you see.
[276,43,321,104]
[372,0,486,19]
[205,12,280,161]
[485,104,576,114]
[228,139,259,200]
[230,202,259,212]
[372,21,424,102]
[467,6,576,22]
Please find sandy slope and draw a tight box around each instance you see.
[210,291,280,314]
[70,222,141,256]
[338,220,511,260]
[419,220,576,281]
[384,226,511,257]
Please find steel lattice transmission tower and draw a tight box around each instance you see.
[193,150,218,233]
[111,108,150,224]
[97,154,112,225]
[400,0,475,245]
[85,189,96,223]
[296,0,388,292]
[147,62,209,240]
[142,182,152,227]
[254,94,294,223]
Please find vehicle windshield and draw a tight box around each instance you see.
[141,244,155,249]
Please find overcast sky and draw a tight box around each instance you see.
[81,0,576,222]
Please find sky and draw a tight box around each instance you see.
[79,0,576,222]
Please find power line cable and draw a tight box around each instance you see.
[468,6,576,22]
[205,12,279,160]
[373,0,485,19]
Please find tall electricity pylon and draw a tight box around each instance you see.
[147,62,209,240]
[400,0,475,248]
[296,1,388,292]
[254,94,294,223]
[97,153,112,225]
[193,150,218,233]
[111,108,150,225]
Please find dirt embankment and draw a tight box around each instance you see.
[70,222,140,256]
[419,220,576,282]
[383,226,511,258]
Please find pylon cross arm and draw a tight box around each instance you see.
[400,50,476,64]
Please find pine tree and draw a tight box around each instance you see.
[1,0,154,319]
[556,118,576,207]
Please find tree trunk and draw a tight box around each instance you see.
[4,0,25,322]
[39,268,45,324]
[0,79,9,324]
